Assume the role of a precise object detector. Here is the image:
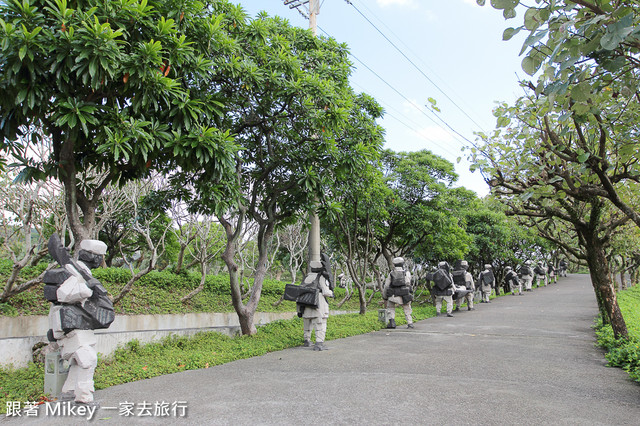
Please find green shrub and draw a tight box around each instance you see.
[137,269,195,289]
[261,279,286,296]
[0,258,12,276]
[93,268,132,284]
[204,274,232,294]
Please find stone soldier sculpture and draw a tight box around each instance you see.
[320,252,335,291]
[548,263,558,283]
[533,261,548,288]
[453,260,475,311]
[432,261,456,317]
[299,261,333,351]
[519,261,534,292]
[477,264,495,303]
[44,234,115,404]
[504,266,522,296]
[558,259,568,277]
[382,257,414,329]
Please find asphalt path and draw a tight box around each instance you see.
[6,274,640,425]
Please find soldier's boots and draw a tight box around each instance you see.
[447,313,454,317]
[303,340,311,347]
[313,342,328,351]
[407,323,414,329]
[387,319,396,329]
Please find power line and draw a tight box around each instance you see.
[291,7,478,154]
[350,81,461,157]
[353,0,488,132]
[344,44,474,149]
[344,0,487,135]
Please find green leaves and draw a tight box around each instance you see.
[503,26,522,41]
[601,13,635,50]
[521,53,542,76]
[490,0,519,10]
[54,98,98,136]
[524,8,549,31]
[570,82,591,102]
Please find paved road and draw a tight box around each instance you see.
[7,274,640,425]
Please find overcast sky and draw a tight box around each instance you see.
[234,0,528,196]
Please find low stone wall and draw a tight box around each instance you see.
[0,311,352,368]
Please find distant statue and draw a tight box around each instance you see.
[44,234,115,403]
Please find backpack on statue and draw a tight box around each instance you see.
[433,269,452,290]
[390,270,406,287]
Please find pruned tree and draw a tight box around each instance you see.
[181,217,225,302]
[272,221,308,307]
[0,137,65,301]
[111,177,172,305]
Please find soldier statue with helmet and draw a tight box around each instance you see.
[382,257,414,329]
[44,234,115,404]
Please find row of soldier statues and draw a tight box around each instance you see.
[43,234,569,397]
[291,256,569,345]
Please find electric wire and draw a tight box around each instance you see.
[353,0,488,131]
[344,0,487,136]
[294,4,478,156]
[344,42,472,150]
[350,81,461,157]
[317,24,471,154]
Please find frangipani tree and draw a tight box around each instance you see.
[170,6,385,334]
[0,0,239,245]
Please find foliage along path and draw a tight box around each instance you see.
[12,274,640,424]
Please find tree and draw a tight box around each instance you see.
[181,217,225,302]
[376,149,469,268]
[169,7,384,334]
[0,0,238,246]
[278,222,308,285]
[480,0,640,229]
[0,166,59,301]
[111,179,173,304]
[322,167,387,315]
[471,95,629,339]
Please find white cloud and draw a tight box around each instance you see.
[376,0,420,9]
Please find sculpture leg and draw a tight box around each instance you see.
[314,318,327,343]
[303,318,312,342]
[61,359,78,394]
[72,344,97,403]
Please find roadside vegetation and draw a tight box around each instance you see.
[0,304,438,414]
[0,259,380,316]
[595,284,640,383]
[2,0,640,415]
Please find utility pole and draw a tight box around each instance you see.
[282,0,321,263]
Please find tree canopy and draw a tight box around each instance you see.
[0,0,239,242]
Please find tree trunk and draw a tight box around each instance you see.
[175,244,187,274]
[181,263,207,302]
[356,284,366,315]
[220,212,273,336]
[584,238,628,339]
[336,289,351,308]
[112,266,154,305]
